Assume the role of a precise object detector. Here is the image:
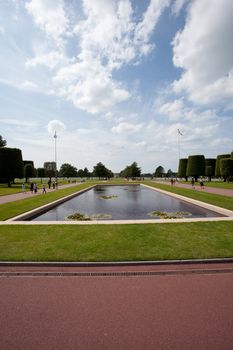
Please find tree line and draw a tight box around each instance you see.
[1,135,232,186]
[178,152,233,182]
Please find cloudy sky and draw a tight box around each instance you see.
[0,0,232,173]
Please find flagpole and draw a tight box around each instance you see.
[177,129,182,160]
[54,131,57,179]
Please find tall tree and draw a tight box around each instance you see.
[23,160,35,183]
[24,164,34,183]
[37,168,45,183]
[120,162,141,178]
[59,163,77,177]
[186,155,205,181]
[0,148,23,187]
[44,162,56,180]
[93,162,113,179]
[0,135,7,147]
[154,166,165,178]
[83,167,90,177]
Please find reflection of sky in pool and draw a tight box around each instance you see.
[29,185,224,221]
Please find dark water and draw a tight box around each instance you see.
[30,185,223,221]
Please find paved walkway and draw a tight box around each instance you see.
[155,180,233,197]
[0,183,81,205]
[0,263,232,350]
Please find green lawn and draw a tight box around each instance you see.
[0,180,233,262]
[0,221,232,261]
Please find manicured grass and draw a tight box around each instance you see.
[0,183,27,196]
[204,181,233,189]
[0,183,94,220]
[0,221,232,261]
[145,181,233,212]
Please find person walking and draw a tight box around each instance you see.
[42,184,46,194]
[22,183,26,193]
[200,181,204,189]
[30,182,34,193]
[191,178,195,189]
[34,183,38,194]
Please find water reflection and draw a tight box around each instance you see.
[31,185,223,221]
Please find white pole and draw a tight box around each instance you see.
[177,129,183,160]
[177,129,180,160]
[54,131,57,178]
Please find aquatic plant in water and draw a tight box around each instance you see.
[66,212,91,221]
[66,212,113,221]
[97,195,118,200]
[148,211,191,219]
[92,214,112,220]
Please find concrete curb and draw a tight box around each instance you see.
[1,258,233,267]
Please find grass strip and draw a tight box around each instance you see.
[145,181,233,212]
[0,221,232,261]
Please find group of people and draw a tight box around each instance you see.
[22,180,58,194]
[29,182,46,194]
[47,179,58,190]
[170,178,176,186]
[191,178,204,189]
[169,177,205,190]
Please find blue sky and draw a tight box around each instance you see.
[0,0,232,173]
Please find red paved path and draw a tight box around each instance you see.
[1,264,233,350]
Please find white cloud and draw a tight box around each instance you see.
[0,25,5,35]
[22,80,38,90]
[0,118,39,128]
[135,0,170,52]
[24,0,169,114]
[75,0,169,69]
[47,120,66,135]
[26,51,72,70]
[172,0,233,105]
[25,0,69,47]
[171,0,189,16]
[53,57,130,113]
[159,99,185,120]
[111,122,143,134]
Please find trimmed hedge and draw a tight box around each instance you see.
[178,158,188,180]
[186,155,205,181]
[215,154,230,177]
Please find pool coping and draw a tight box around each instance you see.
[2,183,233,225]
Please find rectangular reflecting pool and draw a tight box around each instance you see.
[29,185,224,221]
